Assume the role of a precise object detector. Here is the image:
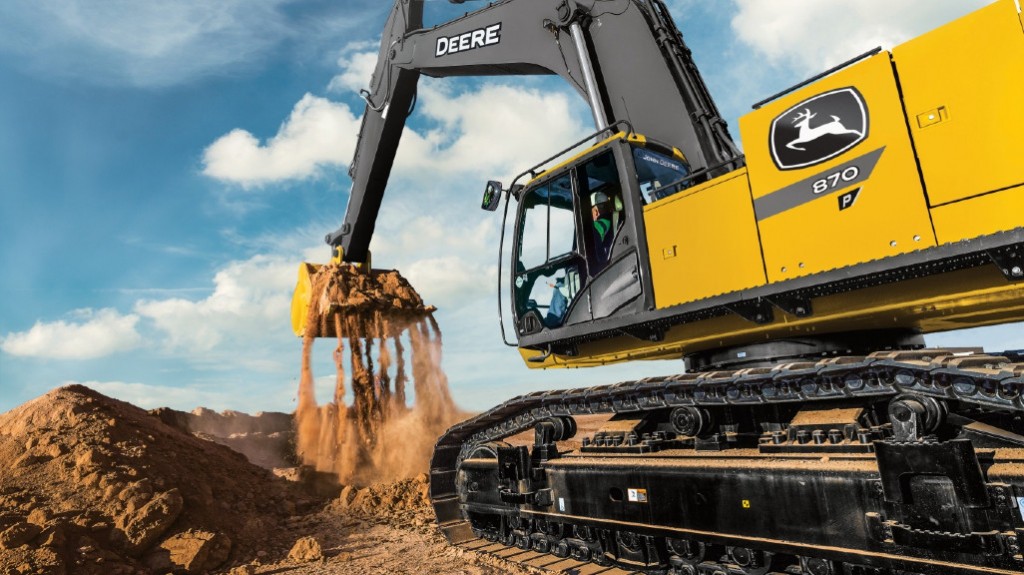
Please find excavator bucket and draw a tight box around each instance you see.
[290,260,434,339]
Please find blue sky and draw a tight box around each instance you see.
[1,0,1014,415]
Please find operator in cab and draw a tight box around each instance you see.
[591,192,614,270]
[545,192,615,327]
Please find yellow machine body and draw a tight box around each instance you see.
[522,0,1024,368]
[743,52,937,282]
[643,168,765,308]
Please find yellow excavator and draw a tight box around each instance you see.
[293,1,1024,573]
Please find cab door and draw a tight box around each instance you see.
[511,171,590,336]
[511,141,650,338]
[573,146,646,321]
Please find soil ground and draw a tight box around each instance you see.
[0,386,558,575]
[246,503,541,575]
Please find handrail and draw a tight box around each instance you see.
[752,47,882,110]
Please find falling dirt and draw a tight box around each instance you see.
[295,263,462,485]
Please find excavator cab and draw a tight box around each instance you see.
[508,133,691,339]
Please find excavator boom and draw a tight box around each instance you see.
[323,0,741,265]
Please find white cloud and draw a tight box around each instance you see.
[731,0,995,72]
[134,254,295,354]
[73,380,232,410]
[204,40,589,187]
[1,308,142,360]
[202,81,587,188]
[327,42,380,94]
[404,255,496,308]
[0,0,298,87]
[201,94,361,188]
[398,82,585,180]
[200,45,379,188]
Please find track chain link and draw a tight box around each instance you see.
[442,350,1024,464]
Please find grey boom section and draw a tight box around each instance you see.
[326,0,742,263]
[325,1,423,263]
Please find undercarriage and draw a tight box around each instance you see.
[430,350,1024,575]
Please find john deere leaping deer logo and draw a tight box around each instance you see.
[786,108,863,151]
[770,87,868,170]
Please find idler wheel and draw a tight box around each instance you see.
[670,407,712,437]
[616,530,641,553]
[727,546,771,575]
[575,524,596,542]
[802,557,835,575]
[532,537,551,553]
[887,394,946,440]
[553,540,570,558]
[571,544,591,561]
[667,538,706,564]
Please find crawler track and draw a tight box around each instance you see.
[430,349,1024,575]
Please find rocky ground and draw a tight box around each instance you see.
[239,478,541,575]
[0,386,544,575]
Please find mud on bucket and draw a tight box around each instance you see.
[291,261,436,339]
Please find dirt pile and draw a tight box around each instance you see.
[151,407,295,470]
[296,263,462,485]
[0,385,309,575]
[330,474,431,517]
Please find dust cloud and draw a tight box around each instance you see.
[295,263,462,485]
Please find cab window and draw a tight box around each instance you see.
[517,175,576,270]
[578,151,623,274]
[632,146,690,203]
[514,174,581,328]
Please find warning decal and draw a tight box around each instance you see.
[627,488,648,503]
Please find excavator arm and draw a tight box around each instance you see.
[325,0,742,264]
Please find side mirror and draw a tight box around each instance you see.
[481,180,503,211]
